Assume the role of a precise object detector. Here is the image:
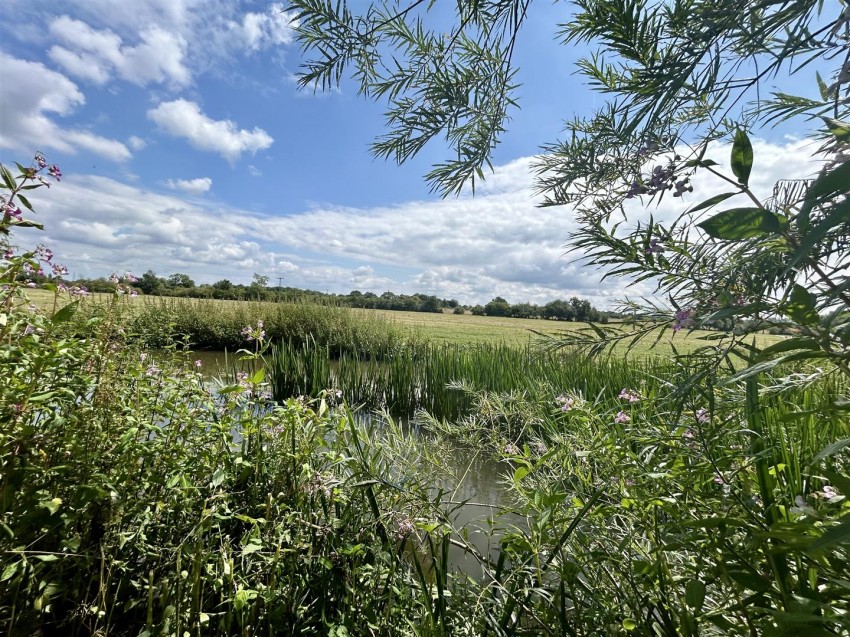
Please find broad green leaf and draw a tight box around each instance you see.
[241,540,263,556]
[688,191,738,214]
[513,466,529,482]
[731,129,753,186]
[782,284,819,325]
[0,165,16,190]
[249,367,265,384]
[52,301,79,324]
[685,579,706,611]
[698,207,781,240]
[1,561,21,581]
[41,497,62,514]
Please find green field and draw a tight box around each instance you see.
[23,287,784,356]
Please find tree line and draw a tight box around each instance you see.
[25,267,611,322]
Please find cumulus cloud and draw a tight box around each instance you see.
[0,52,131,161]
[167,177,213,194]
[234,3,297,51]
[147,99,274,162]
[48,15,190,87]
[17,140,821,306]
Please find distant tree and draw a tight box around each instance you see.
[167,273,195,288]
[570,297,593,322]
[484,296,510,317]
[419,295,442,313]
[510,302,535,319]
[453,306,465,315]
[213,279,233,290]
[138,270,164,295]
[251,273,269,288]
[543,300,574,321]
[471,305,485,316]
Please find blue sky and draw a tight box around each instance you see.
[0,0,825,306]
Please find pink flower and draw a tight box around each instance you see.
[645,238,665,254]
[556,394,575,411]
[48,165,62,181]
[194,359,203,368]
[614,411,630,424]
[673,308,695,331]
[695,408,709,423]
[618,388,640,403]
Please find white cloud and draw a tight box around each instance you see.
[48,16,190,87]
[0,52,131,161]
[238,3,297,50]
[128,136,147,150]
[15,140,821,306]
[147,99,274,162]
[167,177,212,194]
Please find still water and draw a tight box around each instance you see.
[190,350,523,576]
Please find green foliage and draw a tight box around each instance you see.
[288,1,850,633]
[267,337,670,420]
[128,296,414,352]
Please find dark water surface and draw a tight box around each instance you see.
[190,350,522,576]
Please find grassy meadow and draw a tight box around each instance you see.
[25,288,784,357]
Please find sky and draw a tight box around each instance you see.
[0,0,829,307]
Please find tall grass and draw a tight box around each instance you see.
[267,338,674,421]
[127,297,416,352]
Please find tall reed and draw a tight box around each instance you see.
[128,297,415,352]
[267,338,674,421]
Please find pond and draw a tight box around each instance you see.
[189,349,523,577]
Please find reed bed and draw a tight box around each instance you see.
[267,338,674,421]
[126,296,416,352]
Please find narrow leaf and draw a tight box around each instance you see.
[812,439,850,464]
[758,337,820,358]
[816,72,829,101]
[688,191,739,214]
[809,517,850,552]
[822,117,850,144]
